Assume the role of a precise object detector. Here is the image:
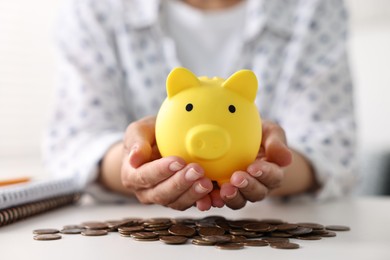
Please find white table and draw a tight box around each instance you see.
[1,196,389,260]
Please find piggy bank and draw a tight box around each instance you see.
[155,67,262,186]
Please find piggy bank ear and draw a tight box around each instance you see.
[222,70,258,102]
[166,67,200,98]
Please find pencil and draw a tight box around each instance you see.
[0,177,31,187]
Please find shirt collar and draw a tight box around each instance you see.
[123,0,161,28]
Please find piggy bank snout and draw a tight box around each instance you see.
[186,125,231,160]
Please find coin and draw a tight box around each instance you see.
[118,226,144,234]
[168,224,196,237]
[270,242,300,249]
[31,216,350,251]
[321,231,337,237]
[81,230,108,236]
[260,219,285,225]
[33,229,59,235]
[215,220,230,230]
[153,230,171,236]
[270,231,293,238]
[230,235,247,243]
[33,234,62,241]
[243,222,271,232]
[215,242,244,250]
[297,222,324,230]
[130,232,158,240]
[134,237,160,241]
[228,229,258,237]
[244,240,269,247]
[325,225,350,231]
[106,219,135,231]
[159,236,188,245]
[63,225,85,230]
[172,218,196,225]
[192,237,215,246]
[60,228,84,234]
[198,226,225,236]
[143,218,172,226]
[296,235,322,240]
[276,223,298,231]
[202,235,232,243]
[287,227,313,235]
[262,237,290,244]
[310,229,330,236]
[82,222,109,230]
[228,219,255,228]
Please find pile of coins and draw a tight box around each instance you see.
[33,216,350,250]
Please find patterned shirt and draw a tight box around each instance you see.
[43,0,358,201]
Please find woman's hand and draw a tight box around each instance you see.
[121,116,215,211]
[219,120,293,209]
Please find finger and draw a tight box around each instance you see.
[122,156,186,189]
[168,178,213,211]
[219,183,246,210]
[127,141,162,171]
[124,116,156,168]
[137,163,209,206]
[246,160,284,189]
[210,189,225,208]
[262,120,292,166]
[230,171,268,202]
[127,143,152,169]
[196,195,212,211]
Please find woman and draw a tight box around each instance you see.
[44,0,357,210]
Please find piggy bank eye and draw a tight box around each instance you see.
[228,105,236,113]
[185,103,193,112]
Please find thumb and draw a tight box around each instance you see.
[265,140,292,167]
[127,141,153,168]
[262,120,292,167]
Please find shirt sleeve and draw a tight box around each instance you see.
[274,0,358,200]
[42,0,129,200]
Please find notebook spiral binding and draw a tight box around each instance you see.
[0,193,81,227]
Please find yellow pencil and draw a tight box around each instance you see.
[0,177,31,187]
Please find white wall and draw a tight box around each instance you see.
[0,0,61,178]
[346,0,390,151]
[345,0,390,194]
[0,0,390,189]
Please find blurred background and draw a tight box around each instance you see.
[0,0,389,195]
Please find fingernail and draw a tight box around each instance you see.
[128,145,138,162]
[251,170,263,177]
[225,189,238,199]
[194,183,209,194]
[185,168,202,182]
[169,161,184,172]
[236,178,248,188]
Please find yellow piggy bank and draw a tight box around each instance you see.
[156,67,262,186]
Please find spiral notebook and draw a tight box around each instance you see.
[0,176,82,227]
